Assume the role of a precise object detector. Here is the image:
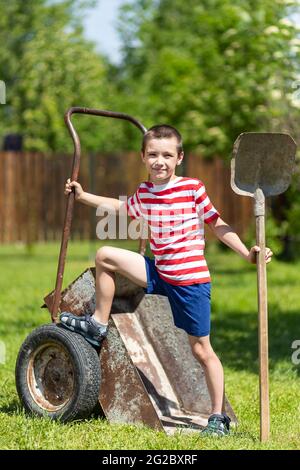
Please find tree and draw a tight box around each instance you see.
[0,0,116,153]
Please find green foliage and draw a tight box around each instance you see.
[0,0,116,152]
[265,213,287,255]
[284,172,300,230]
[241,167,300,261]
[1,0,300,157]
[117,0,300,156]
[277,169,300,259]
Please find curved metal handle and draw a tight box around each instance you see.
[51,107,148,322]
[65,108,147,183]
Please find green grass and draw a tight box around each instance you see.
[0,241,299,450]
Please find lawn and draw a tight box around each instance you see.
[0,240,299,450]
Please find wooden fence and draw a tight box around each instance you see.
[0,151,253,243]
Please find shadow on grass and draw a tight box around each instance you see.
[0,398,105,422]
[211,303,300,376]
[0,399,23,415]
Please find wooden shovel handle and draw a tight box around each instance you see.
[255,192,270,442]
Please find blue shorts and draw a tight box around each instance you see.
[143,256,211,337]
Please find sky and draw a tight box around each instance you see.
[83,0,127,64]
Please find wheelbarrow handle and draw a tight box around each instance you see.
[50,107,148,322]
[254,188,270,442]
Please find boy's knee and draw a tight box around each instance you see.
[95,246,114,267]
[191,342,214,366]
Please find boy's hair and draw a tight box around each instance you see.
[142,124,183,155]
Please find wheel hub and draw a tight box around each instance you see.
[27,343,75,411]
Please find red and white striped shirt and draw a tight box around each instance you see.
[126,177,220,286]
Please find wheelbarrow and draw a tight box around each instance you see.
[15,108,237,433]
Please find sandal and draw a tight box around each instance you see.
[59,312,107,348]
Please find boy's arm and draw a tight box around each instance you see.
[207,216,273,264]
[65,179,123,212]
[78,192,123,212]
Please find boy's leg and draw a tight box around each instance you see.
[60,246,147,346]
[188,335,224,415]
[93,246,147,324]
[188,334,230,435]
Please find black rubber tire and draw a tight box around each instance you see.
[15,324,101,422]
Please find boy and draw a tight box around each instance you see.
[60,125,273,436]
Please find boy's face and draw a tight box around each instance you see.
[141,137,184,184]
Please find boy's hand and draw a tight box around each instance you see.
[247,245,273,264]
[64,178,84,201]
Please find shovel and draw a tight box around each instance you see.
[231,132,297,442]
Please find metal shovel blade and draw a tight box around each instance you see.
[231,133,296,197]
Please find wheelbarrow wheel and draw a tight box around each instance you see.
[15,324,101,422]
